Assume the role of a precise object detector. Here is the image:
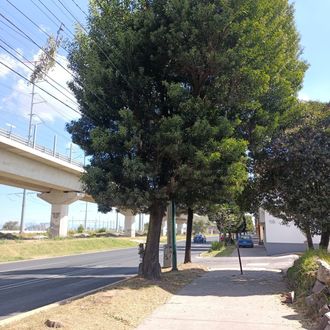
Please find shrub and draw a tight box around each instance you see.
[287,250,330,297]
[211,241,223,251]
[77,224,84,233]
[97,228,107,233]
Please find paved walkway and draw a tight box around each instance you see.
[137,244,308,330]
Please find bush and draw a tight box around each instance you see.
[77,224,84,233]
[97,228,107,233]
[287,250,330,297]
[211,241,223,251]
[2,221,19,230]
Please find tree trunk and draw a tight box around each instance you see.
[142,202,166,280]
[184,208,193,264]
[319,228,330,250]
[305,226,314,250]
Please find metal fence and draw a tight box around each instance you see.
[0,128,83,168]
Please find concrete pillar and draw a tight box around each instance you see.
[166,204,173,246]
[161,216,167,236]
[164,203,173,267]
[138,214,144,232]
[177,222,184,235]
[38,190,83,237]
[120,209,136,237]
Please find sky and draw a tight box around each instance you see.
[0,0,329,229]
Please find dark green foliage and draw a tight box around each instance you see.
[287,250,330,297]
[77,224,84,233]
[211,241,223,251]
[245,214,255,233]
[67,0,306,279]
[256,102,330,247]
[208,203,243,235]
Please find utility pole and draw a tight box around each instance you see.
[27,83,35,146]
[19,26,63,236]
[20,80,36,234]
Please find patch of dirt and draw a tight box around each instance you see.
[2,263,207,330]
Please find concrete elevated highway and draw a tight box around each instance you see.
[0,132,138,237]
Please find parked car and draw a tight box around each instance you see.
[193,234,206,244]
[238,235,254,248]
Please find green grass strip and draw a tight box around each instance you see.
[0,237,138,263]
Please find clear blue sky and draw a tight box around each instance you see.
[0,0,329,228]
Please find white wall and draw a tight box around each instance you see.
[264,210,320,244]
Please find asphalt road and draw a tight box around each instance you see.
[0,239,211,320]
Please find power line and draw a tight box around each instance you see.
[0,18,32,44]
[57,0,135,92]
[0,42,79,108]
[6,0,52,39]
[50,0,76,26]
[32,0,75,39]
[30,0,65,32]
[6,0,71,56]
[32,113,76,140]
[0,13,75,79]
[0,60,79,114]
[0,10,113,112]
[0,38,78,106]
[70,0,88,18]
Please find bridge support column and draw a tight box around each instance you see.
[161,217,167,236]
[120,210,136,237]
[38,190,83,237]
[177,223,184,235]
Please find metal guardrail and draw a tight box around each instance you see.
[0,128,84,168]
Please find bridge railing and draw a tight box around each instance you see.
[0,128,84,168]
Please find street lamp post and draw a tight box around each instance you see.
[5,123,16,137]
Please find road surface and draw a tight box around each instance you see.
[0,239,211,320]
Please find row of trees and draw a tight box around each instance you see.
[66,0,309,279]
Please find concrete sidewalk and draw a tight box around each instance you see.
[137,249,309,330]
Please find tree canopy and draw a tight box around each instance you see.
[67,0,306,279]
[256,102,330,248]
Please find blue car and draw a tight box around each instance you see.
[193,234,206,244]
[238,235,254,248]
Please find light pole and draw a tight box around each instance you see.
[5,123,16,137]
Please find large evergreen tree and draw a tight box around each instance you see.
[67,0,306,279]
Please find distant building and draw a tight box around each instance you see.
[258,209,321,255]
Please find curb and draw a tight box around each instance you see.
[0,275,136,328]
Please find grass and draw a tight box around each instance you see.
[0,234,198,263]
[201,244,235,257]
[287,249,330,298]
[2,263,207,330]
[0,237,138,263]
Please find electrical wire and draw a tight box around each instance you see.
[0,13,110,112]
[0,43,79,109]
[6,0,72,55]
[56,0,135,91]
[0,38,78,106]
[6,0,52,39]
[70,0,88,18]
[0,60,80,114]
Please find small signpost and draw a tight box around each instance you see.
[237,242,243,275]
